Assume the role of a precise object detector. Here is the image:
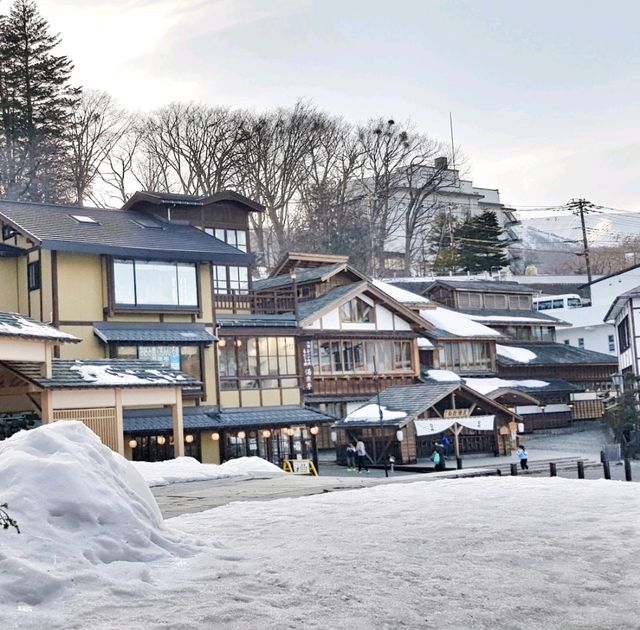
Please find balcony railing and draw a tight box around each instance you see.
[214,289,296,315]
[310,374,416,397]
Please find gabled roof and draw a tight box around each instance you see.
[93,322,216,344]
[0,200,253,264]
[0,312,79,343]
[459,308,566,326]
[604,286,640,322]
[270,252,350,277]
[426,279,536,295]
[121,190,265,213]
[254,263,362,291]
[2,359,199,389]
[496,342,618,366]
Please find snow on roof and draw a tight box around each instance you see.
[0,421,193,606]
[132,456,285,487]
[70,363,187,386]
[463,377,549,396]
[468,313,557,324]
[427,369,461,382]
[372,279,431,304]
[417,337,435,349]
[496,344,537,363]
[344,403,408,422]
[0,312,79,342]
[419,307,502,338]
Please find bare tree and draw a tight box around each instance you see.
[69,90,128,205]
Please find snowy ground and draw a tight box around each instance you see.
[2,422,639,629]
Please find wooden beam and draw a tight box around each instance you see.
[114,389,125,456]
[172,388,185,457]
[41,390,53,423]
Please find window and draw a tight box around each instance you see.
[568,298,582,309]
[131,216,162,229]
[2,224,16,241]
[219,336,297,390]
[340,298,373,323]
[112,259,198,308]
[70,214,98,224]
[27,261,40,291]
[457,292,482,309]
[484,293,508,309]
[563,339,570,346]
[115,345,202,388]
[441,341,492,372]
[212,265,249,294]
[208,228,248,252]
[618,316,630,352]
[608,334,615,353]
[509,295,531,310]
[309,339,413,375]
[578,338,585,349]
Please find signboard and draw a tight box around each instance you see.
[301,339,314,393]
[282,459,318,476]
[444,408,471,418]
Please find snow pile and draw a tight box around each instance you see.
[344,403,407,423]
[132,456,284,487]
[372,279,431,304]
[496,344,537,363]
[0,312,78,341]
[0,421,192,606]
[464,377,549,396]
[419,306,501,337]
[70,362,186,385]
[426,369,461,382]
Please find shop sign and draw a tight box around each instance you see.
[282,459,318,476]
[444,408,471,419]
[302,339,314,393]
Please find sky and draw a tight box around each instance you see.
[32,0,640,210]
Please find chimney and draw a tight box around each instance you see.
[434,156,448,170]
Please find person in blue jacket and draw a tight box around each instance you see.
[517,444,529,471]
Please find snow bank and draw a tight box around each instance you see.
[132,456,284,487]
[496,344,537,363]
[420,306,501,337]
[0,421,192,606]
[427,369,461,382]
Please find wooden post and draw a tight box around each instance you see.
[172,389,185,458]
[114,388,125,456]
[624,458,632,482]
[603,460,611,480]
[549,462,557,477]
[41,390,53,424]
[577,460,585,479]
[510,463,518,476]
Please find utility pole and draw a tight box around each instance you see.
[568,198,595,286]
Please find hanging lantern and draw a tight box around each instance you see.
[262,429,271,438]
[128,439,137,449]
[238,431,246,439]
[211,432,220,441]
[286,428,295,437]
[157,435,166,446]
[218,338,227,348]
[185,434,194,444]
[309,426,320,435]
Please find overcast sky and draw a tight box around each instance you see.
[35,0,640,210]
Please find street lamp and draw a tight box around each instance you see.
[611,373,624,395]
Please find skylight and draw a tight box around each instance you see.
[131,217,162,229]
[70,215,99,224]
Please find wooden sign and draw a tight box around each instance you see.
[282,459,318,476]
[444,408,471,419]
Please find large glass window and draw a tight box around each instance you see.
[618,316,630,352]
[219,336,298,390]
[116,345,202,384]
[113,259,198,308]
[441,342,492,372]
[210,228,248,252]
[309,339,413,375]
[213,265,249,294]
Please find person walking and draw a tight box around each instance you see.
[441,435,451,457]
[355,438,369,473]
[345,443,356,472]
[431,446,443,471]
[517,444,529,471]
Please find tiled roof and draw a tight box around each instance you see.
[427,279,535,294]
[297,283,364,322]
[216,313,298,328]
[93,322,216,344]
[121,190,265,213]
[253,264,345,291]
[370,382,460,415]
[459,308,564,324]
[496,343,618,366]
[0,312,79,343]
[0,200,253,264]
[123,405,335,433]
[4,359,199,389]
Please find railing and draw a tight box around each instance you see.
[310,374,416,397]
[214,289,296,315]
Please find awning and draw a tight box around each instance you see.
[93,322,217,344]
[414,415,495,436]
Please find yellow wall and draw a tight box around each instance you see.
[202,344,217,405]
[261,390,282,406]
[240,390,261,407]
[40,250,53,323]
[0,258,19,312]
[57,253,104,321]
[58,325,104,359]
[201,433,221,464]
[281,388,301,405]
[220,391,240,407]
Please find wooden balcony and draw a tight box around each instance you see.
[214,289,296,315]
[310,374,417,397]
